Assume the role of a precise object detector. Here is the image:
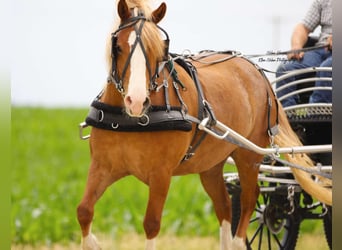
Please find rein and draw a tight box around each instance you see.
[245,44,329,59]
[187,50,242,65]
[272,156,332,179]
[238,44,330,75]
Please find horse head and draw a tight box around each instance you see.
[108,0,168,117]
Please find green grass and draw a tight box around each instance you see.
[11,108,90,244]
[11,107,325,246]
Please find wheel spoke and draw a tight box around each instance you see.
[262,193,269,204]
[272,230,283,248]
[267,228,272,250]
[257,225,264,249]
[250,216,260,223]
[229,180,301,250]
[249,223,263,245]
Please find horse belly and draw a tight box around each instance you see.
[172,136,237,176]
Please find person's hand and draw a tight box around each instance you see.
[326,35,332,51]
[287,45,304,60]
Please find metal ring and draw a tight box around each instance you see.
[98,110,104,122]
[111,123,119,129]
[138,114,150,126]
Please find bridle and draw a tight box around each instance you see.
[107,10,170,95]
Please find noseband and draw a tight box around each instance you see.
[108,11,170,95]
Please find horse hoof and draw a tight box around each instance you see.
[81,233,101,250]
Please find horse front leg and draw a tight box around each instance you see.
[143,171,172,250]
[199,161,233,250]
[77,160,126,250]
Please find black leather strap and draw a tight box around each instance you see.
[85,101,193,132]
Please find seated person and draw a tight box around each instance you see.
[276,0,332,107]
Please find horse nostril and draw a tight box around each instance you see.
[143,97,151,109]
[124,95,133,106]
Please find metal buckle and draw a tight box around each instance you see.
[79,122,90,140]
[287,185,295,214]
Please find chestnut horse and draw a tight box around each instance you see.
[77,1,332,249]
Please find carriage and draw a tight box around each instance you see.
[224,66,332,249]
[77,1,332,249]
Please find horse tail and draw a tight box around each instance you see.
[274,103,332,205]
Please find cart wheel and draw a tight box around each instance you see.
[231,182,301,250]
[323,206,332,249]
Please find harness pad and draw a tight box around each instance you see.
[85,100,192,132]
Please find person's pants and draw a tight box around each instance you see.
[276,48,332,107]
[309,56,332,103]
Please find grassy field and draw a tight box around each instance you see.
[11,107,329,249]
[11,231,328,250]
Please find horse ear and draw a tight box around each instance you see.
[118,0,130,21]
[151,2,167,24]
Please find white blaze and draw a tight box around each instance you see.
[124,30,148,116]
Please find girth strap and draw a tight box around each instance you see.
[169,58,216,161]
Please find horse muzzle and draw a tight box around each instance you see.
[124,95,151,117]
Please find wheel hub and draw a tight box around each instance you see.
[263,204,286,234]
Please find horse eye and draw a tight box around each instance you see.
[111,35,120,57]
[112,44,122,58]
[116,45,122,54]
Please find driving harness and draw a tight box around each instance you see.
[85,54,212,132]
[82,12,279,160]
